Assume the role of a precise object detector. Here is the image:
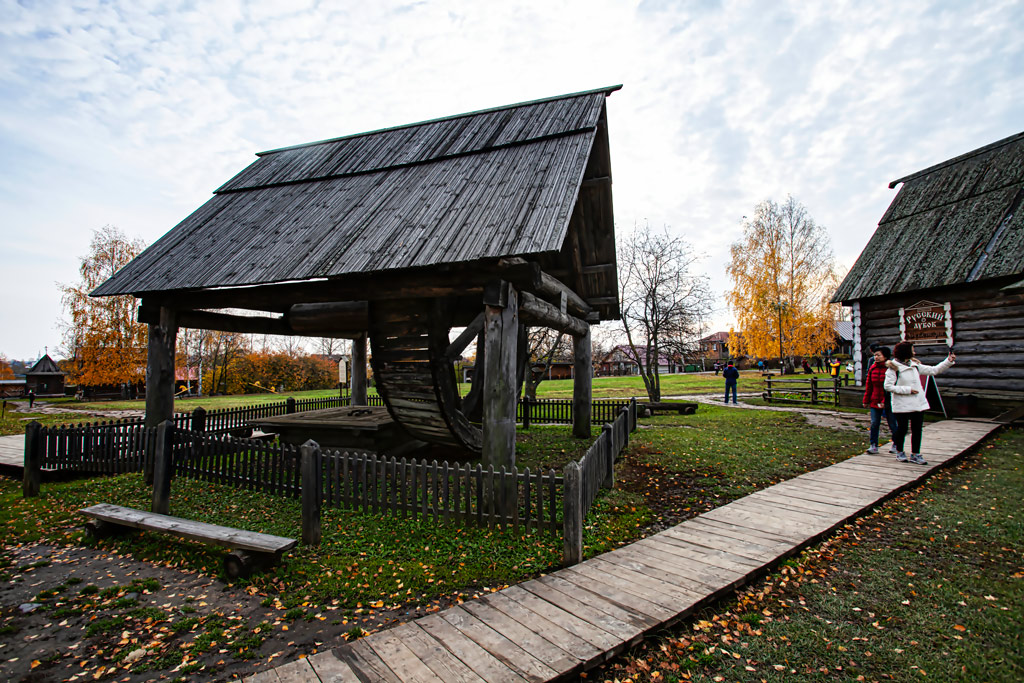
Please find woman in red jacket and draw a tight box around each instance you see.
[862,346,898,454]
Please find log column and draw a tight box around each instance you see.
[351,334,367,406]
[572,325,592,438]
[145,306,178,428]
[482,282,518,473]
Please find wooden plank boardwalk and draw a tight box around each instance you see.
[0,434,24,471]
[222,419,999,681]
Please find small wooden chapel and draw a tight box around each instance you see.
[93,86,622,469]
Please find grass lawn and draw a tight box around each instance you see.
[0,407,98,436]
[594,427,1023,682]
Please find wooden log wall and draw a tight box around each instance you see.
[854,277,1024,401]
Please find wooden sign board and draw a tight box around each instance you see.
[900,300,952,344]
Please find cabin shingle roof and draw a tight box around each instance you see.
[93,87,621,309]
[833,131,1024,303]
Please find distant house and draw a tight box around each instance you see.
[25,354,66,397]
[833,131,1024,416]
[830,321,855,357]
[597,345,683,375]
[0,379,27,398]
[698,332,733,361]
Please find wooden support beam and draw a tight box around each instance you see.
[582,175,612,188]
[145,305,177,429]
[482,283,518,478]
[573,326,592,438]
[445,312,485,361]
[146,272,486,313]
[351,334,367,406]
[288,302,368,338]
[140,305,291,337]
[519,292,589,337]
[581,263,616,275]
[498,257,591,317]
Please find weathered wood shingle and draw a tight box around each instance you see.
[833,131,1024,303]
[93,87,620,304]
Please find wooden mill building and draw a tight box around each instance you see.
[833,131,1024,416]
[94,86,622,468]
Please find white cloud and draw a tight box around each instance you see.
[0,0,1021,357]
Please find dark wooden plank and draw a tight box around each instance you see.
[499,585,621,653]
[460,599,584,675]
[272,658,319,682]
[579,557,704,609]
[624,542,748,588]
[663,523,784,563]
[480,591,606,668]
[337,639,402,683]
[544,571,670,624]
[306,650,361,682]
[644,533,764,571]
[365,629,447,682]
[385,622,487,683]
[524,576,650,637]
[440,606,560,681]
[416,613,530,683]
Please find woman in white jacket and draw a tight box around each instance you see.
[883,341,956,465]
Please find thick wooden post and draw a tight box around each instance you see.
[572,326,592,438]
[301,440,322,546]
[145,306,177,485]
[151,420,174,515]
[22,421,42,498]
[286,397,296,414]
[145,306,178,428]
[351,334,367,406]
[630,397,638,432]
[482,282,518,473]
[601,423,615,489]
[191,406,207,433]
[563,460,582,565]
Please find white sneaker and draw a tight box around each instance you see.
[889,445,899,454]
[866,445,879,454]
[896,452,909,462]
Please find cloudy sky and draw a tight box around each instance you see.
[1,0,1021,361]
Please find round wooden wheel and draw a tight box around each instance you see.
[369,300,482,454]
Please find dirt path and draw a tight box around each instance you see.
[0,542,465,682]
[664,392,872,433]
[5,400,144,420]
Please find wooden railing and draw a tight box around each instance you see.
[762,374,851,405]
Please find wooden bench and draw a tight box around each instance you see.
[80,503,297,579]
[641,401,698,416]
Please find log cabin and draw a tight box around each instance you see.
[832,131,1024,417]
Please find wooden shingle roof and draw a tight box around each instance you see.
[833,131,1024,303]
[93,87,621,316]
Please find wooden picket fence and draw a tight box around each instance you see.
[762,376,849,406]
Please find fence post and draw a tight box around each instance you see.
[601,424,615,489]
[191,406,207,433]
[301,440,322,546]
[151,420,174,515]
[629,397,638,432]
[562,461,582,566]
[22,421,42,498]
[286,397,296,415]
[522,398,531,430]
[811,377,818,404]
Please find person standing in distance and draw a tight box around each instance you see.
[723,361,740,404]
[884,341,956,464]
[862,346,898,454]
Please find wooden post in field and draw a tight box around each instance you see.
[151,420,174,515]
[563,460,582,565]
[144,305,177,484]
[572,325,592,438]
[22,421,42,498]
[301,440,322,546]
[351,334,368,406]
[191,406,207,432]
[482,281,518,472]
[601,423,615,489]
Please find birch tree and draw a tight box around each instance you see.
[59,226,147,388]
[726,196,839,371]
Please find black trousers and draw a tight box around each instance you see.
[893,411,924,454]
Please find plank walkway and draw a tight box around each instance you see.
[0,434,24,470]
[243,419,998,682]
